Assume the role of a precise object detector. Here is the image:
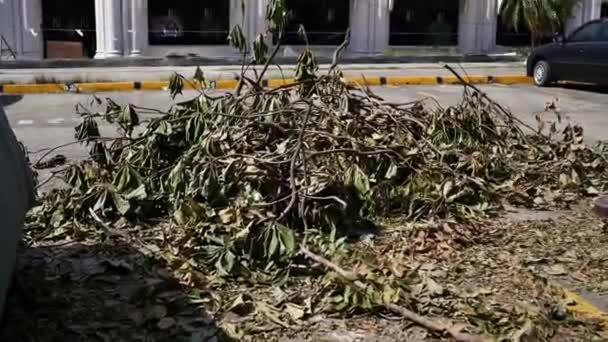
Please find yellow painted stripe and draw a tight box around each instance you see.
[441,75,489,84]
[0,74,538,94]
[267,78,295,88]
[492,75,532,85]
[140,81,169,90]
[2,83,65,94]
[182,80,206,89]
[76,82,134,93]
[386,76,438,86]
[563,289,608,328]
[215,79,239,89]
[347,76,382,86]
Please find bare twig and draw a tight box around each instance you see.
[88,208,131,241]
[328,28,351,75]
[278,103,312,221]
[443,64,540,138]
[257,32,283,85]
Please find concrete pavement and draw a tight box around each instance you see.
[3,83,608,157]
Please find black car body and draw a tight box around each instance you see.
[526,19,608,86]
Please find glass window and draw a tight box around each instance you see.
[148,0,229,45]
[282,0,350,45]
[568,22,603,42]
[602,3,608,18]
[599,23,608,41]
[496,14,533,46]
[389,0,459,46]
[41,0,96,58]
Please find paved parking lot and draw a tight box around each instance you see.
[3,83,608,160]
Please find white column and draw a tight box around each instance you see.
[250,0,268,41]
[104,0,124,58]
[458,0,497,55]
[566,1,584,35]
[18,0,44,59]
[230,0,268,48]
[128,0,146,56]
[350,0,371,53]
[94,0,106,58]
[587,0,603,19]
[350,0,391,54]
[372,0,392,53]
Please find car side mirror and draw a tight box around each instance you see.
[554,32,566,44]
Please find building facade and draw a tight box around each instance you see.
[1,0,607,60]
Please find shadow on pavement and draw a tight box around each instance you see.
[1,240,226,342]
[0,95,24,107]
[553,83,608,94]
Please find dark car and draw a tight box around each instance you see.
[527,19,608,86]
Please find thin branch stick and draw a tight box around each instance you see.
[300,246,486,342]
[33,137,122,166]
[443,64,539,138]
[257,32,283,85]
[278,104,312,221]
[34,166,70,190]
[328,28,351,75]
[88,208,131,241]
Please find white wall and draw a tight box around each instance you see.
[0,0,43,60]
[0,0,18,57]
[458,0,498,55]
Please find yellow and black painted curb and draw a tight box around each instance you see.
[562,288,608,329]
[0,75,532,95]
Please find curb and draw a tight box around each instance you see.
[562,288,608,328]
[0,75,532,94]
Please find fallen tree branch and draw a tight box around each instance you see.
[300,246,486,342]
[278,103,312,221]
[443,64,540,138]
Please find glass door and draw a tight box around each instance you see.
[148,0,230,45]
[282,0,350,45]
[389,0,459,46]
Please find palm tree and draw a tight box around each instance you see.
[500,0,581,46]
[547,0,583,35]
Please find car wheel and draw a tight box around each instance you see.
[533,60,552,86]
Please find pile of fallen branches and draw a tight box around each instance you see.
[23,3,608,338]
[28,67,608,249]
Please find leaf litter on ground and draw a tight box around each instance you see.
[8,11,608,341]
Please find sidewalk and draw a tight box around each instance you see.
[0,62,529,94]
[0,48,523,70]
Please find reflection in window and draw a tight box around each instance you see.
[282,0,350,45]
[568,22,604,42]
[389,0,459,46]
[41,0,96,57]
[148,0,229,45]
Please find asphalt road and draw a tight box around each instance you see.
[3,83,608,161]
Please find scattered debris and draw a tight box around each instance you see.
[9,2,608,340]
